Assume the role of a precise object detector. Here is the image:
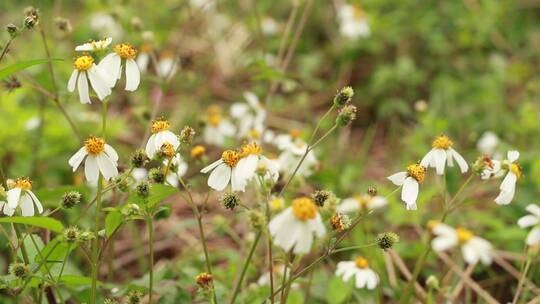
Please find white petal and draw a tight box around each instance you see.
[293,223,313,254]
[145,135,157,158]
[449,148,469,173]
[68,147,88,171]
[337,198,360,213]
[500,172,517,192]
[97,154,119,181]
[461,243,479,264]
[526,227,540,246]
[124,59,140,91]
[401,177,419,207]
[507,150,520,163]
[98,53,121,85]
[310,214,326,238]
[387,171,407,186]
[20,194,35,217]
[67,70,79,92]
[420,150,434,168]
[236,155,258,180]
[495,188,515,205]
[201,159,223,174]
[433,149,447,175]
[27,190,43,214]
[3,202,14,216]
[207,164,231,191]
[84,155,100,182]
[432,235,457,252]
[104,144,119,163]
[77,72,91,104]
[7,188,22,209]
[365,270,379,289]
[518,215,539,228]
[526,204,540,218]
[231,167,248,192]
[87,65,112,100]
[355,270,368,289]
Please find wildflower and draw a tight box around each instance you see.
[337,4,370,39]
[275,133,318,178]
[473,155,502,180]
[236,143,279,184]
[191,145,206,159]
[220,192,240,210]
[336,105,357,127]
[67,55,112,104]
[99,43,140,91]
[75,37,112,52]
[61,191,82,209]
[376,232,399,250]
[330,213,351,232]
[163,153,188,187]
[269,197,326,254]
[477,132,499,156]
[156,51,178,79]
[387,163,426,210]
[420,135,468,175]
[333,86,354,107]
[130,149,149,168]
[230,92,266,140]
[337,193,387,213]
[200,150,250,191]
[145,119,180,159]
[136,43,152,72]
[431,223,493,265]
[4,177,43,217]
[494,150,522,205]
[63,226,80,243]
[335,257,379,289]
[517,204,540,246]
[196,272,214,290]
[9,262,29,279]
[203,106,236,146]
[69,136,119,182]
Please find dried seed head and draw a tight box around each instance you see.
[333,86,354,107]
[376,232,399,250]
[336,105,357,127]
[220,192,240,210]
[3,76,21,91]
[126,290,143,304]
[196,272,214,290]
[54,17,72,34]
[130,149,149,168]
[312,190,332,207]
[9,262,29,279]
[330,213,351,232]
[136,181,151,198]
[149,168,165,184]
[61,191,81,209]
[180,126,196,144]
[5,24,18,37]
[367,186,377,196]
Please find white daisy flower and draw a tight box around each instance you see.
[98,43,140,91]
[269,197,326,254]
[164,153,188,187]
[68,136,119,183]
[156,52,178,79]
[517,204,540,246]
[337,4,370,39]
[75,37,112,52]
[236,143,279,184]
[136,43,152,73]
[275,133,318,178]
[4,178,43,217]
[203,106,236,147]
[145,119,180,159]
[200,150,249,192]
[420,135,469,175]
[477,132,499,156]
[477,155,502,180]
[337,194,387,214]
[335,257,379,290]
[430,223,493,265]
[494,150,522,205]
[67,55,112,104]
[230,92,266,140]
[387,163,426,210]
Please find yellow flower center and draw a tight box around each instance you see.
[270,197,284,211]
[354,194,370,209]
[208,114,221,127]
[407,163,426,182]
[292,197,318,221]
[456,227,473,243]
[151,119,170,134]
[432,135,453,150]
[84,136,105,155]
[239,143,263,158]
[511,163,523,179]
[191,145,206,158]
[73,55,94,71]
[15,177,32,190]
[355,256,369,269]
[221,150,240,167]
[249,128,260,139]
[160,142,176,158]
[114,43,137,59]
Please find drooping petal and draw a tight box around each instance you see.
[525,204,540,218]
[231,167,248,192]
[420,150,434,168]
[387,172,407,186]
[461,243,479,264]
[292,223,313,254]
[145,134,157,158]
[68,147,88,171]
[77,72,91,104]
[433,149,447,175]
[311,214,326,238]
[337,198,360,213]
[449,148,469,173]
[518,215,539,228]
[526,227,540,246]
[507,150,520,163]
[499,172,517,192]
[494,188,515,205]
[369,196,387,209]
[19,194,35,217]
[27,190,43,214]
[7,188,22,209]
[104,144,119,163]
[207,164,231,191]
[3,202,15,216]
[87,65,112,100]
[124,59,140,91]
[401,177,419,207]
[365,269,379,290]
[96,154,119,181]
[84,155,100,182]
[201,159,223,174]
[98,53,121,83]
[67,70,79,92]
[432,235,458,252]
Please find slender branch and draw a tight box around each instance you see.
[513,257,533,304]
[229,230,262,304]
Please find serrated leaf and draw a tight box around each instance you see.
[0,216,64,233]
[0,59,62,80]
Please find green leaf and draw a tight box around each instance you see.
[105,211,123,237]
[59,275,98,287]
[129,184,179,209]
[326,276,352,304]
[0,217,64,233]
[0,59,62,80]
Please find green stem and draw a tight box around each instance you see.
[0,37,14,63]
[229,230,262,304]
[512,257,533,304]
[309,105,335,144]
[147,216,155,303]
[13,225,40,302]
[90,175,103,304]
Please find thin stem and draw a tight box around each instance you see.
[309,105,335,144]
[512,257,533,304]
[13,225,40,302]
[0,37,14,63]
[229,230,262,304]
[57,244,71,281]
[147,216,155,303]
[39,26,58,98]
[90,175,103,304]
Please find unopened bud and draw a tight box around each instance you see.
[333,86,354,107]
[149,168,165,184]
[9,262,29,279]
[131,17,143,31]
[136,181,151,198]
[112,176,129,192]
[5,24,18,37]
[312,190,332,207]
[376,232,399,250]
[79,231,95,242]
[180,126,196,144]
[426,275,440,290]
[367,186,377,196]
[336,105,357,127]
[63,226,80,243]
[126,290,143,304]
[130,149,149,168]
[220,192,239,210]
[122,203,141,217]
[54,17,72,34]
[61,191,81,209]
[23,7,39,29]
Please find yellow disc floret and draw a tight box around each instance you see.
[239,143,263,158]
[354,194,370,209]
[292,197,318,221]
[208,114,221,127]
[84,136,105,155]
[15,177,32,190]
[151,119,170,134]
[221,150,240,167]
[74,55,94,71]
[407,163,426,183]
[355,256,369,269]
[114,43,137,59]
[456,227,473,243]
[270,197,284,211]
[511,163,523,179]
[160,142,176,158]
[432,135,453,150]
[249,128,260,139]
[191,145,206,158]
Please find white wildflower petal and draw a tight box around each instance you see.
[507,150,520,163]
[7,188,22,209]
[432,235,457,252]
[433,149,447,175]
[387,171,407,186]
[125,58,140,91]
[20,194,35,217]
[207,163,231,191]
[99,53,121,83]
[87,66,112,100]
[231,167,247,192]
[27,190,43,214]
[84,155,100,182]
[3,203,15,216]
[401,177,419,207]
[420,150,434,168]
[104,144,119,163]
[500,172,517,192]
[97,154,118,181]
[68,147,88,171]
[145,134,157,158]
[201,159,223,174]
[67,70,79,92]
[525,204,540,217]
[449,148,469,173]
[526,227,540,246]
[77,72,91,104]
[518,215,539,228]
[494,188,514,205]
[337,198,360,213]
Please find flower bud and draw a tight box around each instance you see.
[248,210,266,230]
[63,226,80,243]
[3,76,22,92]
[330,213,351,232]
[149,168,165,184]
[61,191,81,209]
[180,126,196,144]
[131,17,143,31]
[54,17,72,34]
[220,192,239,210]
[376,232,399,250]
[23,7,39,29]
[336,105,357,127]
[9,262,29,279]
[269,197,285,212]
[367,186,377,196]
[131,149,149,168]
[122,203,142,217]
[426,275,440,290]
[112,176,129,192]
[136,181,151,198]
[5,24,18,37]
[312,190,332,207]
[196,272,214,290]
[333,86,354,107]
[126,290,143,304]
